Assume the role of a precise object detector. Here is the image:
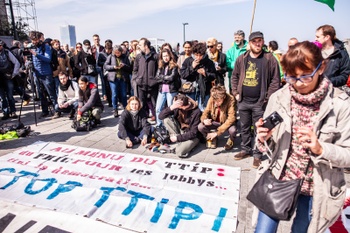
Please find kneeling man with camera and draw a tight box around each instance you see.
[158,94,201,158]
[53,71,79,119]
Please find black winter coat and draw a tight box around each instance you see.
[118,109,151,139]
[132,51,158,91]
[324,40,350,87]
[155,65,181,93]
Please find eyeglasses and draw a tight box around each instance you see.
[284,62,322,84]
[207,45,214,48]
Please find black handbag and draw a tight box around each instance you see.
[247,143,311,221]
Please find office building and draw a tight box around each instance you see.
[60,25,76,48]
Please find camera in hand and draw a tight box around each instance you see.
[22,43,37,61]
[263,111,283,130]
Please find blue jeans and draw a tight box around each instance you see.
[55,101,78,113]
[36,74,57,114]
[109,78,127,109]
[85,75,97,85]
[198,94,210,111]
[0,78,16,114]
[255,194,313,233]
[155,91,177,126]
[53,76,60,96]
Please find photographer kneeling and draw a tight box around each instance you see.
[159,94,201,158]
[53,71,79,119]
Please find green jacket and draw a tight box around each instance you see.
[226,40,248,83]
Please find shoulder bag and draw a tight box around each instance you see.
[246,141,311,221]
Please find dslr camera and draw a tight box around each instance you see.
[263,111,283,130]
[22,43,37,61]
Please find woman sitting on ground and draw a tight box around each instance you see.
[77,76,104,124]
[118,96,151,148]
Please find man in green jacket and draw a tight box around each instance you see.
[226,30,248,92]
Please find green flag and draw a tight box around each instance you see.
[314,0,335,11]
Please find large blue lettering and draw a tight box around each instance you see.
[25,178,57,195]
[121,190,155,216]
[94,186,126,208]
[47,181,83,199]
[150,198,169,223]
[0,170,38,190]
[168,201,203,229]
[211,208,227,232]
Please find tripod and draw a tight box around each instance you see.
[18,60,38,126]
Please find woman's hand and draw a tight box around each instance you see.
[296,126,323,155]
[126,139,133,148]
[256,118,274,143]
[77,114,81,121]
[141,138,147,146]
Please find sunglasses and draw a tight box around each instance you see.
[284,62,322,84]
[207,45,214,49]
[76,46,82,48]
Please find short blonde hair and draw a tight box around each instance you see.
[207,37,218,45]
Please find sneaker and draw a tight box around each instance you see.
[113,109,119,118]
[179,152,190,158]
[224,138,234,151]
[23,98,31,106]
[1,114,10,120]
[252,158,261,169]
[234,151,250,160]
[52,112,61,119]
[40,112,49,118]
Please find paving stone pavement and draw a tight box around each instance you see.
[1,96,349,233]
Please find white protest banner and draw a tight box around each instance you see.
[0,141,240,233]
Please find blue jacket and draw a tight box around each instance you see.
[33,43,52,76]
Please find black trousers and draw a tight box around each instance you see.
[237,99,265,158]
[138,86,158,117]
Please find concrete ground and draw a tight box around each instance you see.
[1,94,349,233]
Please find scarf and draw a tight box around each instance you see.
[59,79,72,91]
[281,78,329,196]
[208,50,218,62]
[130,110,139,116]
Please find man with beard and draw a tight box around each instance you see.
[231,31,280,168]
[132,38,158,121]
[53,71,79,119]
[226,30,248,93]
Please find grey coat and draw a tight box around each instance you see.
[104,54,131,82]
[253,80,350,232]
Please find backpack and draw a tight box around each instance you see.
[0,50,14,77]
[153,125,170,144]
[39,44,58,71]
[71,110,96,131]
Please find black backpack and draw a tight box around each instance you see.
[71,110,96,131]
[153,125,170,144]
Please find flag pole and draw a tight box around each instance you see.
[250,0,257,34]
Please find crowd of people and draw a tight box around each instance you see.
[0,23,350,232]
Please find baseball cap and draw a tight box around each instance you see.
[249,31,264,41]
[234,30,245,38]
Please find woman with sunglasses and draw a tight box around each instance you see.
[70,43,83,80]
[206,37,227,85]
[253,41,350,232]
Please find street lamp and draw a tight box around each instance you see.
[182,23,188,44]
